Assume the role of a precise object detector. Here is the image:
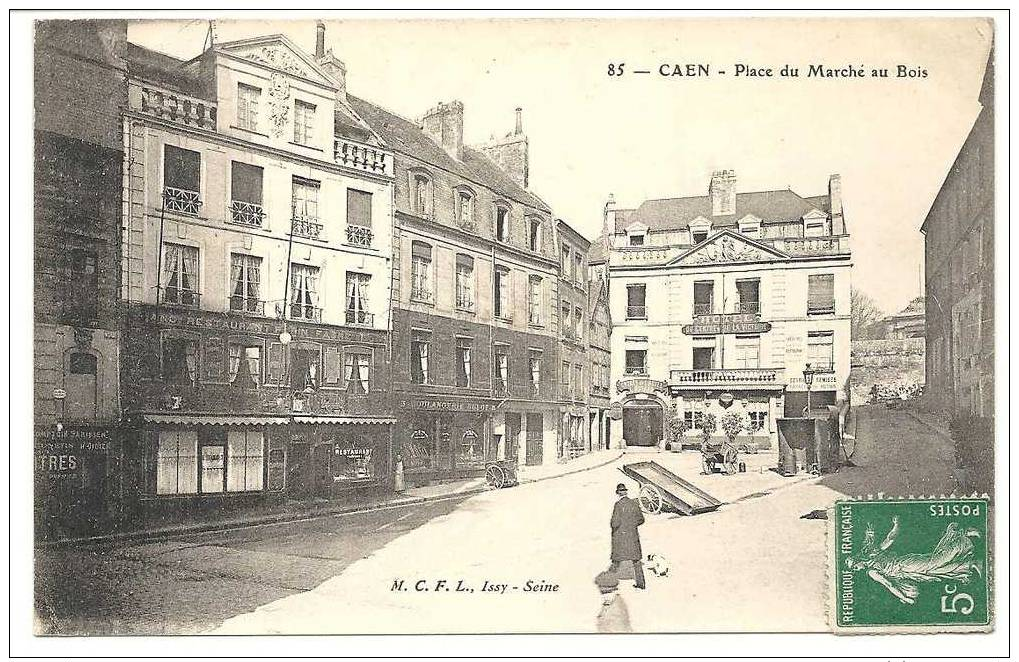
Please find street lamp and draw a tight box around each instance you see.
[802,363,816,417]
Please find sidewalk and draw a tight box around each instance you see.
[41,449,623,547]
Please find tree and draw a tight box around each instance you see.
[665,415,690,450]
[851,287,885,340]
[699,412,718,445]
[720,411,746,443]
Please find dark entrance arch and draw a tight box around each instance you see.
[622,399,664,447]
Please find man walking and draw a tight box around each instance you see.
[610,482,646,589]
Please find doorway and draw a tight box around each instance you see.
[622,401,664,447]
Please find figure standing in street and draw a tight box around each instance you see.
[610,482,646,589]
[594,570,632,633]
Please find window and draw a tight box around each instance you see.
[162,145,202,214]
[573,253,583,283]
[574,364,584,398]
[411,241,433,302]
[561,244,570,274]
[624,349,647,376]
[733,336,761,369]
[527,276,543,325]
[229,162,265,226]
[346,189,373,247]
[629,234,645,246]
[561,303,573,339]
[228,342,261,387]
[70,352,97,375]
[410,334,429,384]
[496,206,510,242]
[345,272,372,326]
[693,280,714,316]
[455,338,473,388]
[156,430,198,495]
[413,173,433,218]
[236,83,260,131]
[161,243,199,307]
[735,279,760,314]
[226,430,264,492]
[294,99,315,145]
[344,349,372,394]
[748,411,767,433]
[494,266,512,320]
[692,230,708,244]
[804,221,826,237]
[289,264,320,321]
[494,347,510,392]
[807,331,835,372]
[692,345,715,370]
[229,254,262,314]
[455,254,474,311]
[290,346,320,390]
[63,248,98,323]
[529,218,542,252]
[626,284,646,319]
[291,177,322,239]
[574,306,584,341]
[807,274,835,314]
[457,190,475,230]
[561,359,571,392]
[529,350,542,396]
[162,335,198,384]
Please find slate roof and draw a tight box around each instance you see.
[348,94,551,213]
[125,43,208,98]
[587,236,608,263]
[614,189,831,233]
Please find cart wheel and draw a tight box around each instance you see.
[638,484,664,514]
[722,447,739,475]
[486,465,505,489]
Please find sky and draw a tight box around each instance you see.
[128,16,993,315]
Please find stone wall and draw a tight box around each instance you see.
[849,338,925,404]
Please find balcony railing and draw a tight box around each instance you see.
[345,225,373,248]
[624,365,649,376]
[291,215,323,240]
[345,309,374,327]
[229,297,265,315]
[412,287,433,303]
[805,362,835,373]
[334,138,394,177]
[131,82,217,130]
[290,304,322,322]
[807,302,836,315]
[228,201,266,228]
[626,305,647,319]
[734,301,760,314]
[779,236,849,256]
[693,302,714,316]
[161,288,201,308]
[669,367,783,385]
[163,187,202,216]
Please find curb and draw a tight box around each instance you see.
[39,451,624,548]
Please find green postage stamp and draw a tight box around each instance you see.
[830,497,991,633]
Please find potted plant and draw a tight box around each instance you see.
[664,415,690,451]
[699,412,717,446]
[720,411,746,445]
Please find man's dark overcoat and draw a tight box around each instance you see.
[610,496,645,562]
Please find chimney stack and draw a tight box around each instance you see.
[514,107,523,135]
[829,174,845,234]
[709,169,737,216]
[478,108,529,188]
[313,22,347,101]
[315,21,326,59]
[420,101,465,160]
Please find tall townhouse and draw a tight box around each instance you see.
[351,97,564,483]
[587,273,613,451]
[556,221,592,459]
[34,20,129,537]
[119,28,396,509]
[604,170,852,448]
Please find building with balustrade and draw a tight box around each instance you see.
[118,26,397,505]
[602,170,852,448]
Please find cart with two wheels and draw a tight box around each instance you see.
[619,460,723,516]
[485,459,519,489]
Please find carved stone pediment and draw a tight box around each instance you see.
[219,37,333,87]
[672,230,786,266]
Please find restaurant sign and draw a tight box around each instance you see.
[683,312,772,336]
[34,426,115,482]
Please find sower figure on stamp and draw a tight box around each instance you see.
[610,482,646,589]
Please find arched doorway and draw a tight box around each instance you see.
[622,399,665,447]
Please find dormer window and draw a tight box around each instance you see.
[624,223,648,247]
[496,205,510,242]
[456,188,475,231]
[528,217,543,252]
[738,216,762,238]
[688,217,712,245]
[629,234,645,246]
[412,172,433,218]
[692,230,708,244]
[802,210,829,237]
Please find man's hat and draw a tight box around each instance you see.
[615,482,628,495]
[595,569,619,594]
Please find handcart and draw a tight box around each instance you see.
[485,459,519,489]
[700,439,741,475]
[619,460,723,515]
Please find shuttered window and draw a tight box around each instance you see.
[163,145,200,193]
[347,189,372,227]
[807,274,835,314]
[231,162,263,204]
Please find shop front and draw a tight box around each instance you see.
[286,417,394,498]
[394,396,497,484]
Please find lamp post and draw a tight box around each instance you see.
[802,363,816,417]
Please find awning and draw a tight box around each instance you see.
[292,415,396,425]
[137,414,290,426]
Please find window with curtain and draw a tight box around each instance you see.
[455,254,474,311]
[289,264,320,320]
[228,343,261,387]
[529,351,542,396]
[410,336,429,384]
[156,430,198,495]
[344,350,372,394]
[291,346,320,390]
[162,336,198,384]
[494,266,511,319]
[527,276,542,325]
[346,189,373,247]
[455,338,472,388]
[411,241,433,301]
[236,83,261,131]
[227,430,264,492]
[162,243,199,306]
[733,335,761,369]
[494,348,509,392]
[229,253,261,313]
[294,99,315,145]
[457,190,475,229]
[807,274,835,314]
[345,272,372,326]
[807,331,835,371]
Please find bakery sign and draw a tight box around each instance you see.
[683,312,772,335]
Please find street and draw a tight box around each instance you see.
[35,406,961,635]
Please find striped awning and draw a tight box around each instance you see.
[292,415,396,425]
[137,414,290,426]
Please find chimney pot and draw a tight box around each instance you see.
[315,21,325,59]
[514,107,523,135]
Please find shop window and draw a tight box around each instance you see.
[455,338,472,388]
[289,263,320,321]
[461,428,484,468]
[163,336,198,384]
[494,346,510,393]
[411,334,430,384]
[455,254,475,311]
[404,420,434,471]
[161,243,200,307]
[626,284,646,319]
[227,430,264,492]
[330,435,375,482]
[291,346,321,390]
[807,274,835,315]
[346,189,373,247]
[229,342,261,387]
[200,435,226,494]
[345,271,372,326]
[344,349,372,394]
[293,99,315,145]
[494,266,512,320]
[230,253,262,314]
[156,430,198,495]
[624,349,647,376]
[411,241,433,302]
[527,276,542,325]
[236,83,261,131]
[162,145,202,215]
[63,248,98,324]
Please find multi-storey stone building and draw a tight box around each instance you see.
[118,27,397,505]
[602,170,852,448]
[351,95,567,482]
[921,48,994,419]
[587,272,613,450]
[556,221,592,458]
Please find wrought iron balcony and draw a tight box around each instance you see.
[291,215,323,240]
[163,187,202,216]
[734,301,760,314]
[228,201,266,228]
[626,305,647,319]
[624,365,649,376]
[229,296,265,315]
[345,225,373,248]
[289,304,322,322]
[693,302,714,316]
[669,367,784,386]
[161,288,200,308]
[345,309,375,327]
[411,287,433,303]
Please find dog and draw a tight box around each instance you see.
[646,553,670,577]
